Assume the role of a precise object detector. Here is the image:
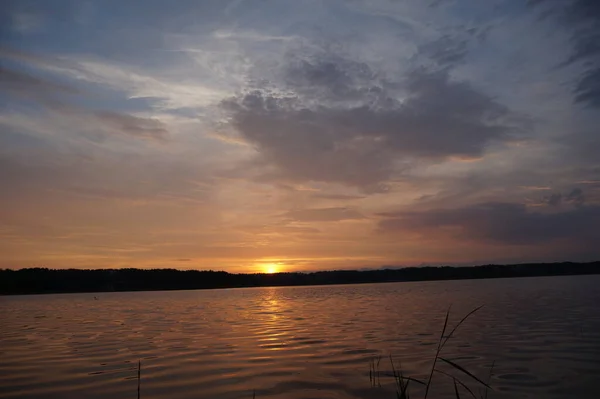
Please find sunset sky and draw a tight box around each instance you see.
[1,0,599,272]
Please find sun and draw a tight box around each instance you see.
[262,263,279,274]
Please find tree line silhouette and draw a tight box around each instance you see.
[1,261,598,295]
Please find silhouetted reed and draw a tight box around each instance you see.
[369,306,494,398]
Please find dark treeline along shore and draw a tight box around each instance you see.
[1,261,599,295]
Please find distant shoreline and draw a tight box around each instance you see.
[1,261,599,296]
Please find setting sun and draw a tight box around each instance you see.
[262,263,280,274]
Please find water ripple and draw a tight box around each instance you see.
[1,275,600,399]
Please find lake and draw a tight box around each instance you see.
[1,275,599,399]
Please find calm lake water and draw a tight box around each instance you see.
[1,275,599,399]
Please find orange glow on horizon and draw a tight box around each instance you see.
[261,262,282,274]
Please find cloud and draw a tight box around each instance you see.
[238,224,321,235]
[92,111,169,143]
[312,193,366,200]
[282,207,365,222]
[544,193,563,207]
[521,185,551,190]
[0,59,169,144]
[565,187,585,205]
[273,226,321,234]
[223,61,521,190]
[282,54,380,104]
[1,45,230,113]
[577,180,600,184]
[0,66,79,100]
[530,0,600,107]
[575,68,600,108]
[1,106,171,145]
[417,34,469,68]
[537,188,585,208]
[378,201,600,246]
[0,147,214,207]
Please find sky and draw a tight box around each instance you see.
[1,0,599,273]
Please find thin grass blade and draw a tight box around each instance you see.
[401,379,410,399]
[483,360,495,399]
[439,358,491,389]
[454,378,461,399]
[401,376,426,385]
[441,306,483,349]
[441,307,451,341]
[425,307,451,399]
[434,369,477,399]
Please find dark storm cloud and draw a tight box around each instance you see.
[378,201,600,246]
[224,64,520,190]
[530,0,600,107]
